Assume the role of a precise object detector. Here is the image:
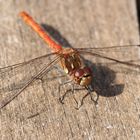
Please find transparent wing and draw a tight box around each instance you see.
[0,53,57,93]
[0,52,57,74]
[78,45,140,71]
[0,52,61,109]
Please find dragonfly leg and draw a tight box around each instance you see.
[58,80,73,104]
[86,85,99,105]
[74,86,99,109]
[89,92,99,105]
[59,89,71,104]
[74,92,90,110]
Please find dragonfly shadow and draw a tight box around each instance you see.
[85,59,124,97]
[41,24,72,48]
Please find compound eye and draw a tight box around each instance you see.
[83,67,92,75]
[75,69,84,77]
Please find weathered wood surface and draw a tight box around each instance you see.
[0,0,140,140]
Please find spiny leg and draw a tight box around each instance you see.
[58,80,73,104]
[59,84,88,109]
[75,86,99,109]
[74,91,90,110]
[59,83,87,109]
[89,91,99,105]
[86,86,99,105]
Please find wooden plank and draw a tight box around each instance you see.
[0,0,140,140]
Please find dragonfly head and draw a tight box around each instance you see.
[74,67,92,86]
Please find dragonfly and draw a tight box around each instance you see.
[0,11,140,110]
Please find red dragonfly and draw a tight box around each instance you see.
[0,11,140,110]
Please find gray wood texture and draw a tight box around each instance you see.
[0,0,140,140]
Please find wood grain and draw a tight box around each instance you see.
[0,0,140,140]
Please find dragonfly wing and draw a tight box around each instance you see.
[78,45,140,72]
[0,53,61,108]
[0,52,57,74]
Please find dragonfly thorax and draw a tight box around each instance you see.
[60,48,81,74]
[59,48,92,86]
